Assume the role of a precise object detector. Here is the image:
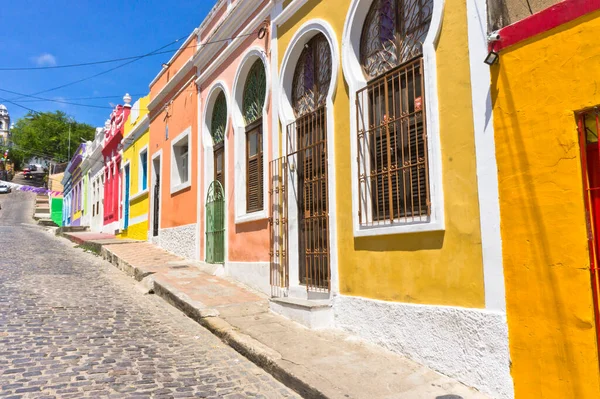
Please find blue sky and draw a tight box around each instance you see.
[0,0,215,127]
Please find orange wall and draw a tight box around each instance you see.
[150,52,198,229]
[150,35,197,100]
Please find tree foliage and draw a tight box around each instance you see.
[7,111,95,169]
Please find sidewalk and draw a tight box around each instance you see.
[62,235,490,399]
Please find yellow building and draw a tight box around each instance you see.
[268,0,511,397]
[117,95,150,240]
[489,0,600,397]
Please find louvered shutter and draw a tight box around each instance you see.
[246,123,263,213]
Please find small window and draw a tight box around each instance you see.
[171,129,191,193]
[140,149,148,191]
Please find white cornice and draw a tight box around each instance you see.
[273,0,308,26]
[194,0,273,87]
[123,115,149,150]
[148,58,195,111]
[149,28,198,89]
[197,0,228,37]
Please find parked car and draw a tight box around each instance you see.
[22,166,31,178]
[0,184,12,194]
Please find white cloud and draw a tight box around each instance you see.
[32,53,57,67]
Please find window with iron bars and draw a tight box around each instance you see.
[356,0,432,228]
[357,58,429,226]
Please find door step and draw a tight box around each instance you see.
[269,297,333,329]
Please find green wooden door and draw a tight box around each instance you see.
[206,180,225,264]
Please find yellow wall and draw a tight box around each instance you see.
[491,11,600,398]
[117,95,150,241]
[278,0,485,307]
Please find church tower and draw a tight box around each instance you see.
[0,104,10,145]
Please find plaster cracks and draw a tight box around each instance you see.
[334,296,513,399]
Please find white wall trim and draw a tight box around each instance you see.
[202,81,231,263]
[341,0,445,237]
[121,160,131,231]
[169,126,192,195]
[277,19,340,295]
[128,213,149,227]
[466,0,507,313]
[123,115,149,151]
[130,188,149,202]
[231,47,270,224]
[272,0,309,27]
[194,1,273,87]
[149,28,199,88]
[137,144,149,193]
[196,90,203,260]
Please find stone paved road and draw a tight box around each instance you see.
[0,191,300,399]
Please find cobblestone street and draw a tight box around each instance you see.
[0,191,299,399]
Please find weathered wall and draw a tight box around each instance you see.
[487,0,561,30]
[491,9,600,398]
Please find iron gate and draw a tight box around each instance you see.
[206,180,225,264]
[269,106,330,293]
[269,156,289,297]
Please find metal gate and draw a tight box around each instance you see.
[152,174,160,237]
[577,109,600,359]
[269,156,288,296]
[206,180,225,264]
[269,106,330,293]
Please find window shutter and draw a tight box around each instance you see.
[246,124,263,213]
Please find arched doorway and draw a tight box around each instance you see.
[270,32,333,293]
[206,91,227,264]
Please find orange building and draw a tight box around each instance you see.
[148,31,199,259]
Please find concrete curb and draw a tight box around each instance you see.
[98,245,328,399]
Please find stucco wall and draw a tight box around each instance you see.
[491,10,600,398]
[487,0,561,30]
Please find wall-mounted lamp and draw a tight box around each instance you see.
[484,50,499,66]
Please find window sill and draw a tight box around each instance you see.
[130,188,149,202]
[235,209,268,224]
[170,180,191,195]
[354,218,444,237]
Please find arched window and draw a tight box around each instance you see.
[360,0,433,79]
[292,33,332,117]
[211,91,227,188]
[242,60,266,212]
[357,0,433,226]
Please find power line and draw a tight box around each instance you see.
[2,28,259,74]
[7,34,190,102]
[0,88,115,110]
[15,94,147,102]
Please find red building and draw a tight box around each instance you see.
[102,94,131,233]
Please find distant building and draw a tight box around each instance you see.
[0,104,10,146]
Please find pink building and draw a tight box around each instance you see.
[192,0,274,294]
[102,95,131,233]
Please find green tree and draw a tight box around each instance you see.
[7,111,95,169]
